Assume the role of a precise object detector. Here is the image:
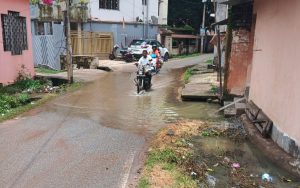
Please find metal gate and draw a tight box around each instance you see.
[71,31,113,58]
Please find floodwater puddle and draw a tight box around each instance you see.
[191,136,300,187]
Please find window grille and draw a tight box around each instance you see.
[34,21,53,35]
[1,11,28,55]
[99,0,119,10]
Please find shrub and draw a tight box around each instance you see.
[184,68,193,83]
[0,79,45,94]
[0,93,30,114]
[0,95,19,113]
[18,94,30,104]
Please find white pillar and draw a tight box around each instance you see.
[158,0,168,25]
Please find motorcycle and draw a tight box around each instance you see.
[134,63,152,94]
[109,44,133,63]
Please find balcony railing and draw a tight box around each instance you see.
[30,1,89,22]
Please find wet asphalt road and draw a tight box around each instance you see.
[0,55,212,188]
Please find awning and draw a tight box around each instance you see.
[220,0,252,6]
[172,34,199,39]
[211,18,228,27]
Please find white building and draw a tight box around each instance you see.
[85,0,161,45]
[90,0,158,24]
[158,0,168,25]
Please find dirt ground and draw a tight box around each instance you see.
[139,119,299,188]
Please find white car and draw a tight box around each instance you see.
[128,39,169,61]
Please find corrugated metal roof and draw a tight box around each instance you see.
[220,0,252,6]
[172,34,200,39]
[211,18,228,26]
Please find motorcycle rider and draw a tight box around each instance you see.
[151,45,161,58]
[150,45,163,72]
[137,50,153,83]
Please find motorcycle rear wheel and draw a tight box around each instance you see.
[137,78,143,94]
[137,85,140,94]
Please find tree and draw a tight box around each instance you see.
[168,0,215,32]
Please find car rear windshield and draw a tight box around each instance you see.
[130,40,146,46]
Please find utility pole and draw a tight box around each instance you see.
[217,25,223,99]
[200,0,206,54]
[64,0,73,84]
[145,0,149,39]
[142,0,145,38]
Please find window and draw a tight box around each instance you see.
[142,0,147,5]
[99,0,119,10]
[149,41,162,48]
[156,41,163,48]
[70,22,78,31]
[130,40,145,46]
[34,21,53,35]
[1,11,28,55]
[44,22,53,35]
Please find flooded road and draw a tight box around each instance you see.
[51,66,220,135]
[0,55,216,188]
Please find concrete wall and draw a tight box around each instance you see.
[249,0,300,157]
[89,0,158,24]
[0,0,34,84]
[83,22,158,47]
[171,45,197,56]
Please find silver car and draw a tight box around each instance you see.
[128,39,169,61]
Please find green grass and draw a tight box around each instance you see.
[174,174,197,188]
[184,68,193,83]
[35,67,64,74]
[60,82,82,92]
[205,59,213,64]
[0,79,46,94]
[138,177,150,188]
[0,94,56,122]
[172,53,200,59]
[146,149,180,168]
[209,84,219,94]
[138,149,197,188]
[0,82,82,123]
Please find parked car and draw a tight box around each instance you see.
[128,39,169,61]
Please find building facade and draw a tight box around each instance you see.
[87,0,159,46]
[30,0,161,70]
[0,0,35,84]
[224,0,300,159]
[249,0,300,158]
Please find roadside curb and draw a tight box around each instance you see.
[241,114,300,178]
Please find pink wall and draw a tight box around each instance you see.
[0,0,34,84]
[249,0,300,144]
